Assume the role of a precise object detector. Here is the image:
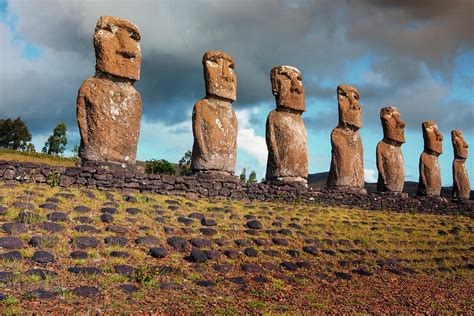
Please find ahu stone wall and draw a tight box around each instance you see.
[0,160,472,217]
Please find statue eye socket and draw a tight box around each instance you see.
[208,57,219,64]
[129,30,140,41]
[354,94,359,100]
[229,63,235,70]
[297,76,302,81]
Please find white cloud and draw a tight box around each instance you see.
[364,168,377,183]
[235,108,267,166]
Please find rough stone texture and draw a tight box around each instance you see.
[0,160,471,215]
[77,16,142,165]
[451,130,470,200]
[327,85,364,190]
[376,107,406,192]
[266,66,308,184]
[418,121,443,196]
[191,51,238,175]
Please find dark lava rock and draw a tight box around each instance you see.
[124,195,137,203]
[190,248,208,263]
[302,246,318,255]
[190,238,212,248]
[213,264,233,273]
[135,236,160,246]
[68,266,103,275]
[200,228,217,236]
[201,218,217,226]
[41,221,64,233]
[246,220,263,230]
[74,216,93,224]
[168,205,180,211]
[45,197,60,203]
[224,250,240,259]
[352,268,373,276]
[101,207,117,214]
[13,202,35,210]
[75,236,101,249]
[178,217,194,226]
[195,280,215,287]
[2,222,28,234]
[203,250,220,259]
[322,249,336,256]
[296,261,312,269]
[272,221,283,227]
[126,208,141,215]
[262,250,280,257]
[235,239,252,247]
[0,272,16,282]
[104,236,129,247]
[100,214,114,223]
[39,203,58,211]
[120,284,140,293]
[25,269,57,279]
[253,238,270,246]
[163,226,174,234]
[28,289,55,300]
[17,211,41,223]
[188,212,204,220]
[110,251,130,258]
[272,238,289,246]
[159,283,183,290]
[165,199,180,205]
[72,286,99,297]
[32,251,54,264]
[106,225,128,234]
[155,216,165,223]
[114,265,135,276]
[149,247,168,259]
[0,236,23,249]
[280,261,298,271]
[74,225,98,233]
[70,251,88,259]
[0,251,22,261]
[240,263,261,273]
[278,229,292,235]
[0,206,7,215]
[47,212,69,222]
[167,236,188,252]
[335,271,352,280]
[244,247,258,257]
[227,277,246,285]
[252,276,270,283]
[73,205,91,213]
[288,250,300,257]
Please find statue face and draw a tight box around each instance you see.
[270,66,305,112]
[337,85,362,129]
[203,51,236,101]
[422,121,443,154]
[94,16,142,80]
[451,130,468,159]
[381,106,406,144]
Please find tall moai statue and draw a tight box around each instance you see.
[376,106,406,192]
[191,51,238,175]
[327,85,364,191]
[418,121,443,196]
[76,16,142,167]
[451,130,470,200]
[265,66,308,185]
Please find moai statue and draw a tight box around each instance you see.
[327,85,364,191]
[191,51,238,175]
[418,121,443,196]
[451,130,470,200]
[376,106,406,192]
[265,66,308,185]
[76,16,142,167]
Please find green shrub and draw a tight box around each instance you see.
[46,170,61,187]
[145,159,176,175]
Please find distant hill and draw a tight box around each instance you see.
[308,172,473,200]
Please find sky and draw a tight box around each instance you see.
[0,0,473,186]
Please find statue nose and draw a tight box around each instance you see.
[397,121,406,129]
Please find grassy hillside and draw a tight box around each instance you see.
[0,182,471,313]
[0,149,78,167]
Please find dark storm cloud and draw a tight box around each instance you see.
[1,0,472,136]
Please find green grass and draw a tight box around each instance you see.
[0,148,78,167]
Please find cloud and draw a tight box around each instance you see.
[235,108,267,166]
[364,168,377,183]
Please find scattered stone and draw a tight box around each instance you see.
[0,251,22,261]
[106,225,128,234]
[213,264,233,273]
[190,238,212,248]
[177,217,194,226]
[104,236,129,246]
[272,238,289,246]
[224,250,240,259]
[32,251,54,264]
[335,271,352,280]
[189,212,204,220]
[75,236,101,249]
[72,286,99,297]
[68,266,103,275]
[244,247,258,257]
[190,248,208,263]
[41,221,64,233]
[227,277,246,285]
[114,265,135,276]
[28,289,55,300]
[280,261,298,271]
[352,268,373,276]
[47,212,69,222]
[0,236,23,249]
[100,214,114,223]
[0,272,16,282]
[126,208,141,215]
[120,284,140,293]
[302,246,318,255]
[200,228,217,236]
[195,280,215,287]
[70,251,88,259]
[25,269,57,279]
[2,222,28,234]
[246,220,263,230]
[74,225,99,233]
[75,216,93,224]
[134,236,159,246]
[167,236,188,252]
[201,218,217,226]
[101,207,117,214]
[74,205,91,213]
[241,263,261,273]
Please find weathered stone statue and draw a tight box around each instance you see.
[265,66,308,185]
[76,16,142,166]
[327,85,364,191]
[376,106,406,192]
[451,130,470,200]
[418,121,443,196]
[191,51,238,175]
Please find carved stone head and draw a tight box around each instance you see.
[380,106,406,144]
[94,16,141,80]
[337,85,362,129]
[422,121,443,155]
[451,130,468,159]
[202,51,236,101]
[270,66,305,112]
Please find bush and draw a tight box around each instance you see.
[46,170,61,187]
[145,159,176,175]
[0,117,32,151]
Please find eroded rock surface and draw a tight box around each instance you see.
[266,66,308,184]
[376,107,406,192]
[327,85,364,190]
[451,130,470,200]
[191,51,238,175]
[77,16,142,165]
[418,121,443,196]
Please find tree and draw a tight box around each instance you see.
[42,122,67,155]
[0,117,32,150]
[178,150,192,175]
[145,159,176,175]
[247,170,257,184]
[240,168,247,182]
[72,144,80,158]
[25,143,36,153]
